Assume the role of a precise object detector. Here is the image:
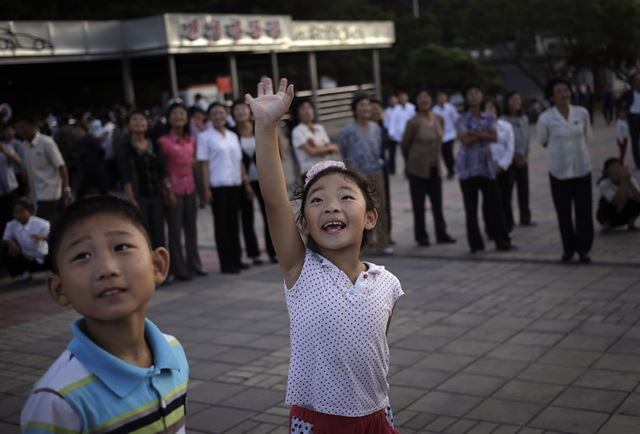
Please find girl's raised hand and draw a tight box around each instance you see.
[245,77,294,124]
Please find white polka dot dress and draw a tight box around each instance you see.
[285,249,404,417]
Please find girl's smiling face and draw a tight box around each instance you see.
[300,173,377,252]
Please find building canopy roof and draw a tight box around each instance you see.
[0,13,395,64]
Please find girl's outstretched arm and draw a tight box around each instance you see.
[246,78,306,287]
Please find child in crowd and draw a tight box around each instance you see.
[21,196,189,433]
[246,77,402,433]
[2,197,50,282]
[616,107,630,164]
[596,158,640,231]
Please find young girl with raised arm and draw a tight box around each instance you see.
[246,78,403,434]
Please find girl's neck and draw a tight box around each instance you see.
[171,126,184,138]
[318,246,367,284]
[237,120,253,136]
[132,132,146,142]
[557,103,570,118]
[214,125,226,134]
[470,106,481,117]
[419,109,432,119]
[356,118,368,128]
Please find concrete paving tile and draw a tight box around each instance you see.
[526,319,580,333]
[189,361,238,381]
[462,326,518,343]
[436,373,506,396]
[0,395,24,419]
[224,388,284,412]
[573,322,630,338]
[462,357,529,379]
[487,344,547,362]
[518,363,584,385]
[210,348,270,364]
[594,354,640,373]
[557,334,617,352]
[552,386,627,413]
[393,335,452,352]
[188,406,257,433]
[399,412,438,430]
[439,339,498,356]
[466,398,543,425]
[480,316,533,330]
[188,381,247,405]
[609,338,640,355]
[389,385,428,410]
[597,414,640,434]
[389,348,429,366]
[242,335,290,351]
[444,418,476,433]
[389,367,452,388]
[423,415,459,431]
[488,426,519,434]
[537,348,601,368]
[419,324,471,338]
[0,422,19,434]
[530,406,608,434]
[440,313,488,327]
[408,391,482,417]
[466,421,500,433]
[413,353,476,372]
[618,393,640,417]
[494,379,564,404]
[573,369,640,392]
[507,331,565,347]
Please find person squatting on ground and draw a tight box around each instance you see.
[247,77,403,434]
[537,77,594,264]
[20,195,189,433]
[596,158,640,231]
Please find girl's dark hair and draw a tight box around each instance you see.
[462,82,484,111]
[292,166,377,252]
[482,98,501,117]
[545,77,573,102]
[165,102,191,137]
[504,91,523,116]
[600,157,621,183]
[413,88,434,102]
[289,98,314,125]
[12,196,35,214]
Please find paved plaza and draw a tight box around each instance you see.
[1,115,639,433]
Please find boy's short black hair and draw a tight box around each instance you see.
[12,196,35,214]
[545,77,572,101]
[463,82,483,96]
[48,195,152,273]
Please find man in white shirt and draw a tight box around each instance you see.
[2,197,50,281]
[14,116,72,223]
[388,91,415,174]
[432,91,459,179]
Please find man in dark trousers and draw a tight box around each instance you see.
[621,72,640,170]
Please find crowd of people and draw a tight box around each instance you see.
[2,75,640,282]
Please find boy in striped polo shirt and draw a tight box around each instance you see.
[21,196,189,433]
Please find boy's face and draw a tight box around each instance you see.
[47,214,169,323]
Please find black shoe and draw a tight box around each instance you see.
[252,257,264,266]
[561,252,574,263]
[237,262,250,270]
[221,267,240,274]
[521,221,537,227]
[269,256,278,264]
[579,254,591,264]
[417,238,430,247]
[195,269,208,277]
[437,234,457,244]
[496,243,517,251]
[175,274,193,281]
[471,246,485,254]
[447,173,455,180]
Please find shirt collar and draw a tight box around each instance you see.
[314,251,385,274]
[25,132,41,147]
[68,318,182,398]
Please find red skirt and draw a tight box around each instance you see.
[289,405,400,434]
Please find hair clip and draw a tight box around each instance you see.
[304,160,347,188]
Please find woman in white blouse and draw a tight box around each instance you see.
[537,78,594,263]
[197,103,252,274]
[290,99,340,183]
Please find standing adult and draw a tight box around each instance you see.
[602,86,614,125]
[621,72,640,169]
[537,77,594,263]
[383,94,398,174]
[484,99,515,234]
[233,99,277,264]
[0,129,22,235]
[388,91,416,175]
[339,95,392,252]
[117,110,170,252]
[159,102,205,280]
[290,99,340,182]
[432,91,459,179]
[371,99,393,242]
[190,106,209,208]
[502,91,534,226]
[400,90,456,246]
[455,84,513,253]
[72,123,108,199]
[14,116,72,222]
[198,103,251,274]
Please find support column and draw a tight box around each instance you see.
[270,51,280,84]
[229,54,240,100]
[121,57,136,107]
[167,54,179,100]
[372,49,382,102]
[307,51,319,120]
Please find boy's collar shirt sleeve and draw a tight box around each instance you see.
[68,318,182,398]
